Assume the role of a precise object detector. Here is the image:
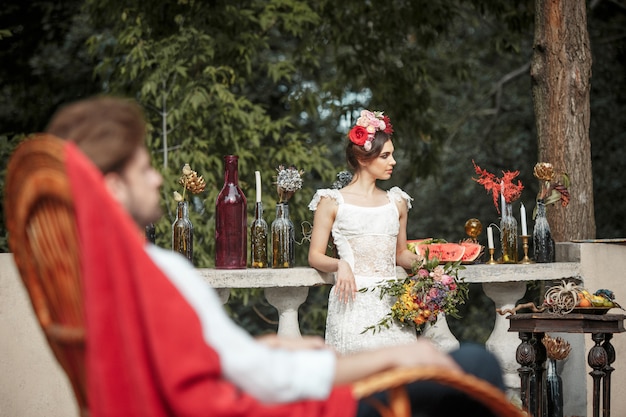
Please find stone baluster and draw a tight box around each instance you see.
[264,287,310,337]
[423,314,460,352]
[482,281,528,394]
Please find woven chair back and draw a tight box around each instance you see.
[5,135,88,416]
[353,366,528,417]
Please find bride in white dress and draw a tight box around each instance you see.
[308,110,423,354]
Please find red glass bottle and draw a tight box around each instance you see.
[215,155,247,269]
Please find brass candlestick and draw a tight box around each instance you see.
[486,247,499,264]
[519,235,534,264]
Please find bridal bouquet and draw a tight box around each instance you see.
[362,256,468,334]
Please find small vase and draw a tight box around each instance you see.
[215,155,247,269]
[250,201,268,268]
[271,202,294,268]
[172,201,193,262]
[145,222,156,244]
[545,358,564,417]
[500,200,518,263]
[533,200,555,263]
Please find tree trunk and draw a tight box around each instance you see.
[531,0,595,241]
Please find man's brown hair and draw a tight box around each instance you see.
[46,96,147,174]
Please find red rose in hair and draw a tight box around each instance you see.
[349,126,369,146]
[383,115,394,135]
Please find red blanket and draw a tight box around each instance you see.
[64,142,355,417]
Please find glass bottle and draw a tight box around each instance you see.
[172,201,193,262]
[145,222,156,244]
[500,199,518,263]
[271,203,294,268]
[533,200,555,263]
[215,155,247,269]
[545,358,564,417]
[250,201,268,268]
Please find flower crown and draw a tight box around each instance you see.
[348,110,394,151]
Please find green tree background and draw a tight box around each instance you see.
[1,0,624,341]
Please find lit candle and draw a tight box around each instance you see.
[255,171,262,203]
[487,226,494,249]
[520,203,528,235]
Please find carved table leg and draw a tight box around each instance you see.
[588,333,609,417]
[532,332,546,417]
[516,332,536,414]
[602,334,615,417]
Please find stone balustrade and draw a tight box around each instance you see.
[199,259,583,404]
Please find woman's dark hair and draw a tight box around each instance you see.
[345,130,391,171]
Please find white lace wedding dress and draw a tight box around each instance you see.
[309,187,417,355]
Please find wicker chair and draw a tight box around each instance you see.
[4,134,526,417]
[4,135,88,416]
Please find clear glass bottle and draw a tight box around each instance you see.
[500,199,518,263]
[215,155,247,269]
[172,201,193,262]
[271,203,294,268]
[533,200,555,263]
[250,201,268,268]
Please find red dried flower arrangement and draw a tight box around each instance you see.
[472,160,524,214]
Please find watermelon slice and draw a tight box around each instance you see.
[407,238,432,254]
[459,241,483,263]
[415,242,465,263]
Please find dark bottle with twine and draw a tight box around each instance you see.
[215,155,247,269]
[533,200,555,262]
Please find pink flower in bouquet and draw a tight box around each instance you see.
[417,268,430,278]
[430,265,444,281]
[441,275,454,286]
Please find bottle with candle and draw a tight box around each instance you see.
[499,193,518,263]
[250,171,268,268]
[215,155,247,269]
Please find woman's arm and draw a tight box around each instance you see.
[395,199,422,270]
[308,197,356,303]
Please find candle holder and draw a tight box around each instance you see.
[486,247,499,265]
[519,235,534,264]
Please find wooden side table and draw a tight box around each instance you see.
[508,312,625,417]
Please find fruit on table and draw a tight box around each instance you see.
[575,289,616,308]
[406,238,432,254]
[459,241,483,263]
[414,242,466,262]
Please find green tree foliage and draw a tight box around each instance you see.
[84,0,336,269]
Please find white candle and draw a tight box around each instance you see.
[487,226,494,249]
[255,171,262,203]
[520,203,528,235]
[500,181,506,211]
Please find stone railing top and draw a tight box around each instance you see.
[198,261,581,289]
[198,267,334,288]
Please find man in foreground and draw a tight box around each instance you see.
[44,96,506,417]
